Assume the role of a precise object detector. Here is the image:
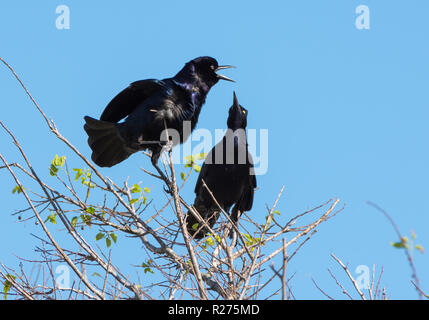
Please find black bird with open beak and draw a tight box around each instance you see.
[84,56,235,174]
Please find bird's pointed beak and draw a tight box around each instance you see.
[216,65,235,82]
[233,91,240,108]
[232,91,241,113]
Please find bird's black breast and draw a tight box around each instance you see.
[197,162,250,210]
[195,135,255,211]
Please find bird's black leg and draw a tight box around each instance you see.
[161,139,174,153]
[150,150,173,194]
[228,206,241,239]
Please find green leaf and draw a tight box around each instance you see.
[52,155,66,167]
[273,210,281,215]
[12,185,24,194]
[129,198,139,205]
[184,155,196,168]
[80,214,92,226]
[71,216,78,228]
[192,223,199,231]
[95,232,105,241]
[92,272,102,278]
[72,168,83,181]
[55,158,64,166]
[3,284,10,300]
[81,180,95,188]
[391,242,406,249]
[243,233,251,241]
[184,153,206,169]
[131,184,141,193]
[144,268,154,274]
[391,237,409,249]
[44,212,57,224]
[86,207,95,215]
[49,164,59,176]
[206,237,215,246]
[110,233,117,244]
[79,169,94,188]
[415,244,424,254]
[242,233,262,250]
[141,260,154,274]
[184,155,195,162]
[143,187,150,193]
[195,153,207,160]
[180,172,186,180]
[3,275,16,300]
[50,155,66,176]
[214,234,221,243]
[105,238,111,248]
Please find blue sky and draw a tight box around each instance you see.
[1,1,428,299]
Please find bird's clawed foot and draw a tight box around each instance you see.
[163,183,173,195]
[161,139,174,153]
[228,226,238,241]
[150,152,174,195]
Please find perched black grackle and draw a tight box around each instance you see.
[83,56,234,169]
[186,92,257,239]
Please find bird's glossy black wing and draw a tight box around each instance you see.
[100,79,165,123]
[238,182,255,212]
[236,153,257,212]
[194,143,220,195]
[248,152,257,189]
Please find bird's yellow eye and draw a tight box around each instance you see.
[242,110,246,114]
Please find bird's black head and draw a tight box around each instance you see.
[175,56,235,89]
[227,91,248,130]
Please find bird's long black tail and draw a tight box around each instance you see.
[83,116,132,167]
